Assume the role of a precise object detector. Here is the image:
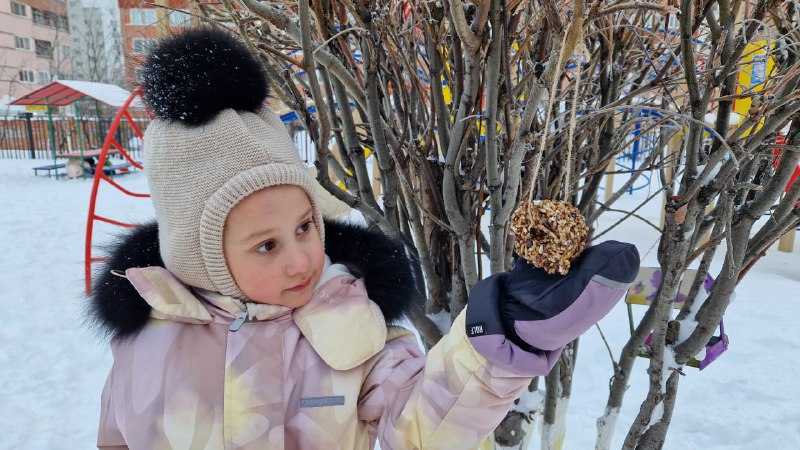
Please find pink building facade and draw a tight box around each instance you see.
[0,0,73,105]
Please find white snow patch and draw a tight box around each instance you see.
[511,389,545,415]
[677,318,699,345]
[661,346,679,392]
[648,401,665,429]
[642,346,680,432]
[699,162,721,186]
[676,288,707,348]
[427,309,452,337]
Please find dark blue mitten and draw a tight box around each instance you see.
[466,241,639,375]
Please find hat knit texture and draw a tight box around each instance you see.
[141,28,324,300]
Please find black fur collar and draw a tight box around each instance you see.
[88,220,420,340]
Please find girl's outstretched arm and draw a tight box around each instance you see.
[358,240,639,450]
[357,312,559,450]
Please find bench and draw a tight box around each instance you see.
[33,163,66,177]
[103,162,133,175]
[86,162,137,176]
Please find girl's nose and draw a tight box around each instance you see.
[286,247,311,276]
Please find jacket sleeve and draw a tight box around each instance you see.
[357,309,559,450]
[97,367,129,449]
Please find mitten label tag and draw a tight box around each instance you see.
[467,322,488,337]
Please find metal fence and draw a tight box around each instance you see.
[0,115,148,160]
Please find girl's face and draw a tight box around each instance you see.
[223,185,324,308]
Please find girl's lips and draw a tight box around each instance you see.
[287,278,311,292]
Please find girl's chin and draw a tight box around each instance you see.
[277,291,315,309]
[248,291,312,308]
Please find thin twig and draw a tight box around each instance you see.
[593,187,667,241]
[595,323,619,371]
[313,27,369,55]
[565,43,583,200]
[527,24,570,202]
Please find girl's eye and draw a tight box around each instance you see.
[297,220,312,234]
[256,240,276,254]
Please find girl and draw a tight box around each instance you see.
[90,28,639,450]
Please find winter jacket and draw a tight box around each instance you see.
[90,221,558,450]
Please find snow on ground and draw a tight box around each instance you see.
[0,158,798,449]
[561,181,800,449]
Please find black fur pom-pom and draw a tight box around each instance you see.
[141,28,269,126]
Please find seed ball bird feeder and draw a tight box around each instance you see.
[510,200,589,275]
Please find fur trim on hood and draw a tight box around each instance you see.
[88,220,420,340]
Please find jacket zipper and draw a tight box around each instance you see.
[229,310,248,332]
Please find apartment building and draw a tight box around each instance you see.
[0,0,73,103]
[118,0,202,88]
[67,0,123,85]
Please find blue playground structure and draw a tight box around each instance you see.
[614,108,662,194]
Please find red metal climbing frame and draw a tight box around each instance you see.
[84,87,150,295]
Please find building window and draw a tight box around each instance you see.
[14,36,32,51]
[169,10,191,26]
[130,8,156,26]
[32,8,48,25]
[134,67,144,83]
[35,39,54,59]
[132,38,157,55]
[11,1,27,16]
[31,8,69,30]
[19,69,36,83]
[38,72,52,85]
[56,15,69,30]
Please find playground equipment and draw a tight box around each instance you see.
[84,87,150,295]
[625,267,729,370]
[8,80,140,179]
[614,108,663,194]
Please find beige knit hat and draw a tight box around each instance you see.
[141,28,323,300]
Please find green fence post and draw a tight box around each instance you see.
[46,99,58,179]
[21,112,36,158]
[74,102,87,180]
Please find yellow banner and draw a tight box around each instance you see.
[734,40,775,136]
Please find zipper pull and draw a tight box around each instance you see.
[229,310,248,332]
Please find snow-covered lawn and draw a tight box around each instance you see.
[1,158,797,449]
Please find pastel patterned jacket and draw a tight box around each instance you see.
[90,221,561,450]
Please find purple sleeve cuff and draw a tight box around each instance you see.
[468,333,563,376]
